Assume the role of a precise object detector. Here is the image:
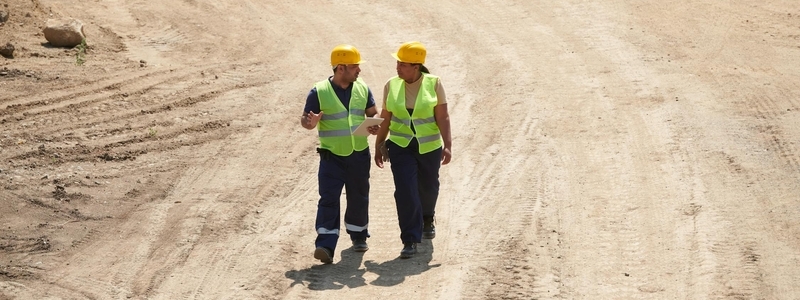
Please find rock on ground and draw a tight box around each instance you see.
[43,18,85,47]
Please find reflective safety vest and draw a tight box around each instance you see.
[315,78,369,156]
[386,73,443,154]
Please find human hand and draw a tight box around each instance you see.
[306,111,323,127]
[367,125,380,135]
[374,150,384,168]
[441,147,451,165]
[374,141,389,168]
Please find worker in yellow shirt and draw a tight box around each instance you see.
[374,41,453,258]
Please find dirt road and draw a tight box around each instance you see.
[2,0,800,299]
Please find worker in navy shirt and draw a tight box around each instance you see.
[301,44,379,264]
[303,82,377,117]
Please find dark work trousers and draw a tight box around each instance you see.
[387,138,442,243]
[315,148,371,252]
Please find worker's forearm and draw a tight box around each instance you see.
[375,110,392,145]
[438,117,452,149]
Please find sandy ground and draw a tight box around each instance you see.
[2,0,800,299]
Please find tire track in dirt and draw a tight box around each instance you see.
[456,142,564,300]
[696,95,796,298]
[644,89,790,299]
[145,147,308,298]
[1,62,252,134]
[2,64,271,168]
[555,113,674,299]
[636,2,800,297]
[178,250,225,300]
[11,57,282,297]
[467,163,562,300]
[54,275,129,299]
[698,52,800,297]
[746,94,800,174]
[180,249,229,299]
[137,202,213,297]
[1,68,173,116]
[138,206,206,297]
[710,239,769,298]
[47,198,178,298]
[420,2,565,298]
[667,120,767,299]
[454,144,556,300]
[585,146,663,297]
[526,1,710,298]
[141,26,188,54]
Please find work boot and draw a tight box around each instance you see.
[400,242,417,259]
[423,216,436,239]
[352,238,369,252]
[314,247,333,264]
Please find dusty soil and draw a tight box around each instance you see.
[2,0,800,299]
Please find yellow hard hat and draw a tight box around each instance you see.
[330,44,363,67]
[392,41,426,64]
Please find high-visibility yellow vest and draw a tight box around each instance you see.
[386,73,443,154]
[315,78,369,156]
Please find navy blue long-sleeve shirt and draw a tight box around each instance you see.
[303,77,376,114]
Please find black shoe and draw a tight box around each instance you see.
[423,216,436,239]
[314,247,333,264]
[352,239,369,252]
[400,242,417,259]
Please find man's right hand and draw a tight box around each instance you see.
[302,111,323,129]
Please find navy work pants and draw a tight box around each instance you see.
[315,148,371,252]
[387,138,442,243]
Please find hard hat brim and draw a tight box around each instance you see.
[332,60,365,68]
[391,52,422,64]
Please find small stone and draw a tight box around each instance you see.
[0,42,14,58]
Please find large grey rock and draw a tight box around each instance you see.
[43,18,86,47]
[0,11,9,23]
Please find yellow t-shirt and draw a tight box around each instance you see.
[382,74,447,109]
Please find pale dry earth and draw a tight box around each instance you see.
[1,1,800,299]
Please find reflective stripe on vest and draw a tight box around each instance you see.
[386,73,443,154]
[315,78,369,156]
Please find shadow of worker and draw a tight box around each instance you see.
[364,239,441,286]
[284,247,368,291]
